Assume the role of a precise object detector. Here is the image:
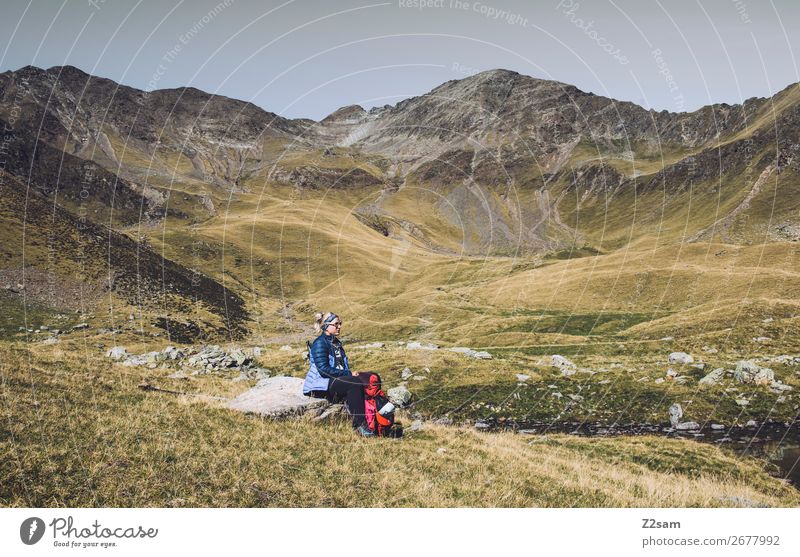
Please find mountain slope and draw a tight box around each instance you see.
[1,64,799,342]
[0,168,248,340]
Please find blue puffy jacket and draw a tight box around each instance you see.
[302,333,351,394]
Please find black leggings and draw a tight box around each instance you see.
[311,376,365,428]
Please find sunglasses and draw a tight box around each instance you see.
[327,321,342,327]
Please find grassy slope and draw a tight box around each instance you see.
[1,343,797,508]
[35,112,796,348]
[0,169,250,340]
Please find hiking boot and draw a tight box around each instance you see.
[355,424,375,437]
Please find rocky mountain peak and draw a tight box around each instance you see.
[321,104,367,124]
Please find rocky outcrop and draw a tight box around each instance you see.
[106,344,268,377]
[551,355,577,376]
[734,360,774,385]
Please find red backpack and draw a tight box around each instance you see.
[358,372,397,437]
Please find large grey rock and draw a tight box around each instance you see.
[406,341,439,350]
[121,354,150,367]
[699,368,726,386]
[387,385,412,407]
[448,347,492,359]
[551,355,577,376]
[675,421,700,431]
[106,346,129,361]
[668,403,683,427]
[769,381,792,393]
[668,352,694,365]
[734,360,774,385]
[229,348,249,366]
[226,376,328,418]
[401,367,414,380]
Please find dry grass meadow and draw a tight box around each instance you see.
[2,343,799,508]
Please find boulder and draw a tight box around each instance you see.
[734,360,774,385]
[668,403,683,427]
[406,341,439,351]
[551,355,577,376]
[699,368,726,386]
[448,347,492,359]
[668,352,694,365]
[401,367,414,380]
[769,381,792,393]
[675,421,700,431]
[229,348,249,366]
[387,385,412,407]
[121,354,150,367]
[226,376,328,418]
[516,374,530,382]
[106,346,129,361]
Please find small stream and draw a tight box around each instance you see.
[477,419,800,487]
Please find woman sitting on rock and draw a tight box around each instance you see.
[302,312,373,437]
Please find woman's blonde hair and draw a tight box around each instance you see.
[313,311,336,334]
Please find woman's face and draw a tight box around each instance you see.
[325,317,342,337]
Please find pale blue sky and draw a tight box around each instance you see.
[2,0,798,120]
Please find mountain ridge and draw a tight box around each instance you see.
[1,63,799,341]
